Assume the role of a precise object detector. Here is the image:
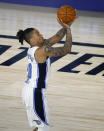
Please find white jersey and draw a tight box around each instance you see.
[24,46,51,89]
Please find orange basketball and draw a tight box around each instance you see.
[57,5,76,24]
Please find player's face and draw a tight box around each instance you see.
[31,29,44,45]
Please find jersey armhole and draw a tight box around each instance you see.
[33,47,39,63]
[34,47,49,63]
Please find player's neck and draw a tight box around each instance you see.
[31,42,43,48]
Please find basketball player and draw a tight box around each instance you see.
[16,18,74,131]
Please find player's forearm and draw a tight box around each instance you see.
[55,28,66,40]
[64,28,72,52]
[43,28,66,46]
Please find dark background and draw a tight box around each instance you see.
[0,0,104,12]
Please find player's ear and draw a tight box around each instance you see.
[29,38,34,44]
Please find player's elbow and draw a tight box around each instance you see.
[68,48,72,53]
[64,46,72,54]
[65,49,71,55]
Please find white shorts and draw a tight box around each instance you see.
[22,86,50,131]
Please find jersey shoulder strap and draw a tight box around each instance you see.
[27,46,39,58]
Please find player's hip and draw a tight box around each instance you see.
[22,86,47,106]
[22,86,49,126]
[24,78,49,89]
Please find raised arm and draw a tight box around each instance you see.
[42,17,78,57]
[43,28,66,46]
[43,28,72,57]
[35,19,74,61]
[35,14,78,62]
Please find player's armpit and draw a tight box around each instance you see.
[43,28,66,46]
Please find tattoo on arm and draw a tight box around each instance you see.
[55,28,66,39]
[44,29,72,57]
[43,28,66,46]
[44,45,66,56]
[64,29,72,50]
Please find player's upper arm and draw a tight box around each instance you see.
[36,45,70,57]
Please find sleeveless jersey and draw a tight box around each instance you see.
[24,46,51,89]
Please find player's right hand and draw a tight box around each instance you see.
[57,17,72,29]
